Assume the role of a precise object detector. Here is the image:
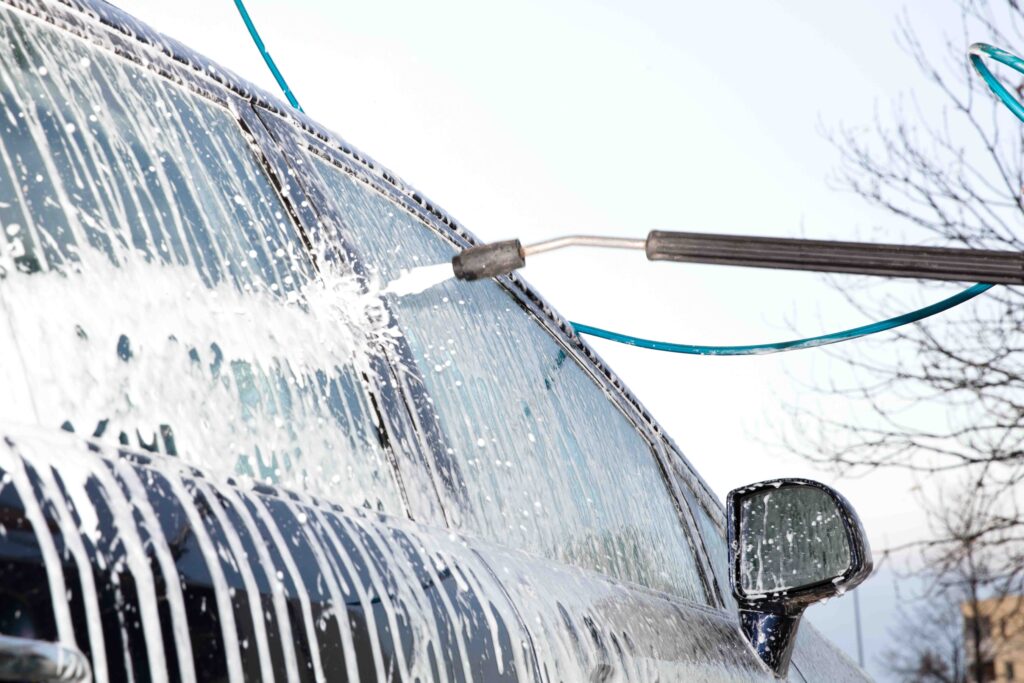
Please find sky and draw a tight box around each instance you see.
[111,0,981,678]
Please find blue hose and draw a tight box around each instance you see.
[235,5,1012,356]
[233,0,304,112]
[969,43,1024,122]
[569,283,993,356]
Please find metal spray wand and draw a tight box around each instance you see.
[451,231,1024,285]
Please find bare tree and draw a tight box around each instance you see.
[869,481,1007,681]
[888,483,1007,679]
[883,591,966,683]
[789,1,1024,679]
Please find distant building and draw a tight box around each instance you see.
[963,596,1024,682]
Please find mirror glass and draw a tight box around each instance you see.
[738,484,852,595]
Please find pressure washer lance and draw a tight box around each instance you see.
[450,231,1024,285]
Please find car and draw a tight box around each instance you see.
[0,0,873,680]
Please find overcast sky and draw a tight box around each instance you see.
[110,0,983,677]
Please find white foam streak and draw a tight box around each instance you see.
[29,457,109,682]
[286,501,360,682]
[164,474,243,683]
[248,498,325,682]
[66,450,169,683]
[214,485,301,683]
[195,481,275,683]
[355,521,453,683]
[0,445,76,646]
[308,507,390,680]
[332,514,413,679]
[112,461,197,683]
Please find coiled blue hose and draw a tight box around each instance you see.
[970,43,1024,122]
[236,5,1014,355]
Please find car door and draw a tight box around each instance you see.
[0,425,543,681]
[258,110,779,680]
[0,3,536,680]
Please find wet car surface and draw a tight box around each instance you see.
[0,1,871,680]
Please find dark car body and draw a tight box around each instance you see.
[0,0,869,680]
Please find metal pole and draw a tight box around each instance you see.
[522,235,646,257]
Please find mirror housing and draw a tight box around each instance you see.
[727,478,872,677]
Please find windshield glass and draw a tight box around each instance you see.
[0,7,402,513]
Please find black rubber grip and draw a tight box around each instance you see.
[645,230,1024,284]
[452,239,525,281]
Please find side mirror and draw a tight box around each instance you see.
[727,478,872,677]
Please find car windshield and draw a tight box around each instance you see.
[0,6,403,513]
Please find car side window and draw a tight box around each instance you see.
[0,7,403,513]
[308,158,710,603]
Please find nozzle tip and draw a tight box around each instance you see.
[452,239,525,281]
